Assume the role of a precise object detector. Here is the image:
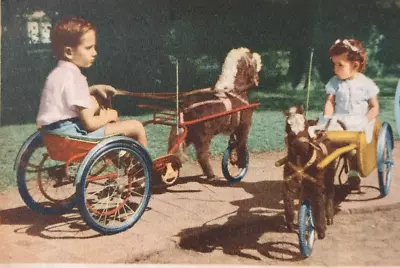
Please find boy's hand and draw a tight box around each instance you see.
[90,84,117,99]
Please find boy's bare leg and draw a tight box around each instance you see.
[105,120,148,148]
[89,95,147,147]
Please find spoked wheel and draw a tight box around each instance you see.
[394,79,400,137]
[377,122,394,197]
[221,143,249,183]
[298,200,316,258]
[76,141,151,235]
[16,132,76,215]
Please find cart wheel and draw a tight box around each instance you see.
[16,131,76,215]
[160,163,180,185]
[377,122,394,197]
[298,200,315,258]
[221,143,249,183]
[394,79,400,137]
[76,141,151,235]
[153,154,181,185]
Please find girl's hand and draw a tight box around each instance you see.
[90,84,117,99]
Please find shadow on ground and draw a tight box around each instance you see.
[173,175,354,262]
[172,176,305,262]
[0,206,101,239]
[177,214,307,262]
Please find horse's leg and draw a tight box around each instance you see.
[283,165,300,231]
[314,172,327,239]
[193,138,215,179]
[325,162,336,226]
[235,122,251,169]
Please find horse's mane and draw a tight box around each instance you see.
[214,47,262,91]
[284,106,306,135]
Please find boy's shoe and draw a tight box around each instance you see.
[347,175,361,192]
[111,151,145,188]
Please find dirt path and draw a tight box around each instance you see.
[1,146,400,265]
[138,207,400,266]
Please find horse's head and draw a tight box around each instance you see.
[283,105,313,163]
[214,47,262,94]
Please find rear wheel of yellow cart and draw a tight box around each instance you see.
[377,122,394,197]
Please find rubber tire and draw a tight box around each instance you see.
[221,143,249,183]
[394,79,400,137]
[17,132,76,215]
[76,141,151,235]
[298,200,315,258]
[377,122,394,197]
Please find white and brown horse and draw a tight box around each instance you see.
[168,47,262,178]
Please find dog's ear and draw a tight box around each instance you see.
[298,105,305,114]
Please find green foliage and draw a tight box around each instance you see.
[3,0,400,125]
[261,51,291,78]
[364,25,385,77]
[376,0,400,8]
[185,55,220,87]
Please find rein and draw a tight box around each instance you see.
[114,82,256,101]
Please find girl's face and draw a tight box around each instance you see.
[68,30,97,68]
[331,53,359,80]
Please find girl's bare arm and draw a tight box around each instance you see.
[367,96,380,122]
[323,94,335,117]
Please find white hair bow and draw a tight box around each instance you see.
[334,39,359,52]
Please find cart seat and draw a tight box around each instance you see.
[41,129,121,162]
[318,119,381,177]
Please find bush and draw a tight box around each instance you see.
[364,25,385,78]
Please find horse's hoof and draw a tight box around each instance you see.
[206,174,217,179]
[318,232,325,240]
[327,218,333,225]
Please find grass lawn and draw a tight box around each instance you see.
[1,77,398,192]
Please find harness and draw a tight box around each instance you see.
[180,52,256,126]
[182,91,249,126]
[284,137,325,185]
[280,118,343,185]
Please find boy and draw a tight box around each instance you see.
[37,17,147,147]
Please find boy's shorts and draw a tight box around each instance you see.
[43,117,106,140]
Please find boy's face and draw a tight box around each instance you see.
[331,52,359,80]
[68,30,97,68]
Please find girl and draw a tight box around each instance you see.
[313,38,380,191]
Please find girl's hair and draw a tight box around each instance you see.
[329,39,367,72]
[51,17,96,60]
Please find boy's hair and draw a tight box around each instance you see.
[51,17,96,60]
[329,39,367,72]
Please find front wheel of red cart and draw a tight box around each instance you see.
[76,140,152,235]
